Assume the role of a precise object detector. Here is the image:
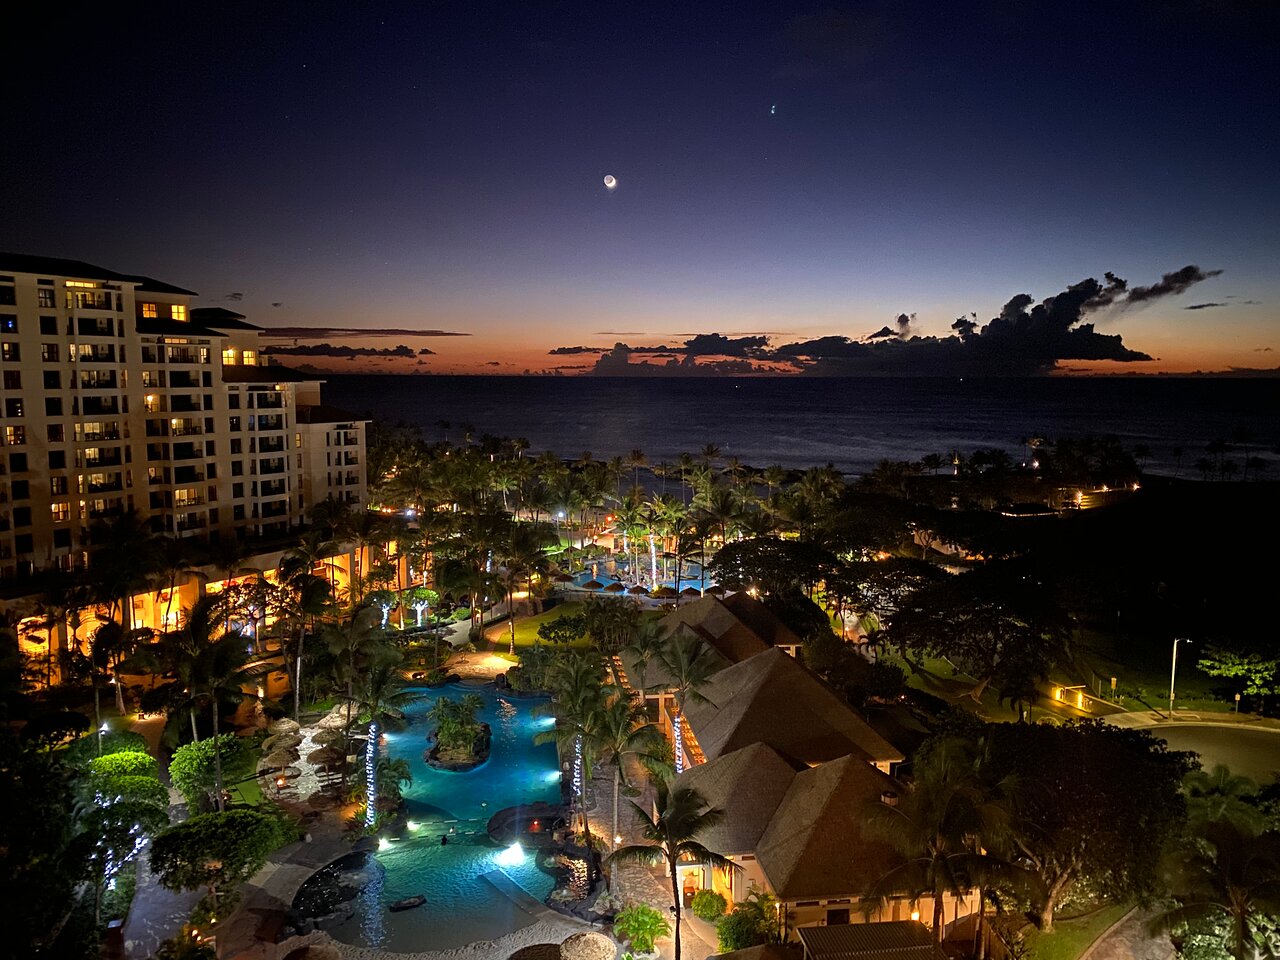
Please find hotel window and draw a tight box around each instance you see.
[2,371,19,389]
[9,453,28,472]
[48,451,65,469]
[41,343,59,362]
[13,507,32,528]
[47,424,64,443]
[50,502,71,523]
[222,347,237,365]
[1,342,19,361]
[1,314,17,331]
[38,289,55,308]
[141,302,157,318]
[44,397,62,416]
[51,477,68,496]
[11,480,29,500]
[43,371,60,389]
[0,289,14,306]
[40,316,57,334]
[171,304,187,321]
[5,426,25,445]
[144,394,160,413]
[5,399,23,418]
[243,350,257,365]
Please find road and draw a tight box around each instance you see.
[1149,723,1280,782]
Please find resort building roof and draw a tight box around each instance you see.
[795,921,945,960]
[717,592,804,649]
[714,945,804,960]
[661,593,799,660]
[673,743,802,853]
[757,755,903,902]
[683,648,905,768]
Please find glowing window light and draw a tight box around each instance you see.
[496,841,524,867]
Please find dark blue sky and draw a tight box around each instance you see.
[3,1,1276,373]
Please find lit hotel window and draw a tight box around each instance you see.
[51,502,71,522]
[222,348,238,365]
[141,303,157,318]
[171,304,187,321]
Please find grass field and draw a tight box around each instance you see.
[1022,904,1131,960]
[482,602,589,652]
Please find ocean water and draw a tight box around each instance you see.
[322,375,1280,476]
[324,683,563,952]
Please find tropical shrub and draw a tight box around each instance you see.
[90,750,159,782]
[691,888,727,920]
[451,607,472,622]
[614,902,671,954]
[716,890,781,951]
[537,612,587,645]
[149,809,282,904]
[428,694,484,755]
[62,728,149,766]
[154,925,217,960]
[94,774,170,811]
[169,734,248,811]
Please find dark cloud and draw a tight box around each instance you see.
[1121,265,1223,305]
[267,343,416,358]
[951,313,978,339]
[679,333,769,357]
[1185,302,1228,310]
[896,312,915,337]
[417,347,436,355]
[271,302,283,308]
[223,292,243,302]
[548,345,607,355]
[867,326,897,339]
[774,336,868,359]
[1255,346,1273,352]
[485,361,501,367]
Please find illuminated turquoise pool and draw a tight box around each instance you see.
[324,682,564,952]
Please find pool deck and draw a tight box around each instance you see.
[481,870,560,921]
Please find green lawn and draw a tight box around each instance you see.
[1022,904,1131,960]
[1073,626,1232,714]
[483,602,589,652]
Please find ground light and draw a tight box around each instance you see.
[496,841,524,867]
[378,837,393,852]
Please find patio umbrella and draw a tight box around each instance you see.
[680,586,701,597]
[318,707,354,729]
[312,728,344,746]
[262,732,303,753]
[627,584,650,595]
[602,581,626,593]
[267,718,301,736]
[581,580,605,590]
[263,748,300,769]
[278,765,303,779]
[650,586,678,599]
[308,746,346,767]
[553,572,575,583]
[704,584,726,595]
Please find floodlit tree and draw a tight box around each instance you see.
[149,809,282,915]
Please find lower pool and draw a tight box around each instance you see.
[322,682,564,952]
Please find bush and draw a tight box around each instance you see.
[613,902,671,954]
[716,890,780,952]
[169,735,248,811]
[93,774,170,811]
[690,889,727,921]
[451,607,472,622]
[62,729,149,767]
[149,809,283,902]
[90,750,159,782]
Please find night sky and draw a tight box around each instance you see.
[3,1,1277,375]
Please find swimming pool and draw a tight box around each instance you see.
[572,556,713,592]
[322,682,564,952]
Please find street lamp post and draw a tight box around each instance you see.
[1169,638,1190,719]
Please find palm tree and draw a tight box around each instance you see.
[184,596,265,810]
[658,632,718,774]
[609,781,735,960]
[497,521,555,654]
[350,655,421,825]
[1184,765,1267,832]
[587,692,662,849]
[1154,819,1280,960]
[538,653,606,880]
[861,739,1016,945]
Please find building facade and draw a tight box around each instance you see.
[0,253,367,578]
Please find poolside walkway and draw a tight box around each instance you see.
[1080,908,1174,960]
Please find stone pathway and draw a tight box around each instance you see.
[123,717,204,960]
[1081,909,1174,960]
